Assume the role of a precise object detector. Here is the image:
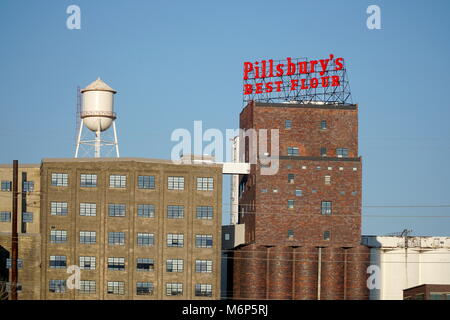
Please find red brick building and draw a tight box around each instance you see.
[231,101,370,300]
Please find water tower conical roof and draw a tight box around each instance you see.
[81,77,117,93]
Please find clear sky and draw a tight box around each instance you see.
[0,0,449,236]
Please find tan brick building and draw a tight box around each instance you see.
[1,158,223,300]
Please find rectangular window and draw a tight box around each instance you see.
[167,205,184,219]
[80,231,96,244]
[321,120,327,130]
[287,200,295,209]
[168,176,184,190]
[288,230,294,238]
[137,282,154,295]
[166,283,183,296]
[288,173,295,183]
[195,260,212,273]
[108,232,125,245]
[324,175,331,185]
[167,234,184,247]
[196,206,213,219]
[321,201,332,215]
[137,258,154,272]
[320,147,327,157]
[323,230,331,241]
[79,280,96,294]
[197,177,214,191]
[51,173,68,187]
[195,234,213,248]
[137,204,155,218]
[0,211,11,222]
[295,190,303,197]
[6,259,23,269]
[50,230,67,243]
[22,212,33,223]
[23,181,34,192]
[195,284,212,297]
[50,202,68,216]
[138,175,155,189]
[166,259,184,272]
[109,175,126,188]
[108,203,126,217]
[137,233,154,246]
[80,174,97,187]
[80,203,96,216]
[287,147,299,156]
[108,257,125,271]
[79,256,96,270]
[49,256,67,269]
[1,181,11,191]
[285,120,292,129]
[107,281,124,295]
[49,280,66,293]
[336,148,348,158]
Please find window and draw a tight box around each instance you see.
[285,120,292,129]
[49,280,66,293]
[109,175,126,188]
[79,256,96,270]
[80,203,96,216]
[50,230,67,243]
[107,281,124,295]
[49,256,67,269]
[137,258,154,272]
[430,293,444,300]
[108,203,126,217]
[166,259,183,272]
[320,120,327,130]
[108,232,125,245]
[324,175,331,185]
[6,259,23,269]
[51,173,68,187]
[196,206,213,219]
[195,284,212,297]
[224,233,230,241]
[137,282,154,295]
[138,175,155,189]
[0,211,11,222]
[50,202,68,216]
[323,231,331,241]
[137,204,155,218]
[287,147,299,156]
[23,181,34,192]
[195,260,212,273]
[1,181,11,191]
[288,173,295,183]
[166,283,183,296]
[22,212,33,223]
[287,200,295,209]
[351,191,357,196]
[261,189,268,193]
[79,280,96,294]
[197,177,214,191]
[80,174,97,187]
[295,190,303,197]
[137,233,154,246]
[80,231,96,244]
[167,234,184,247]
[167,205,184,219]
[336,148,348,158]
[168,176,184,190]
[321,201,332,215]
[195,234,213,248]
[108,257,125,271]
[320,147,327,157]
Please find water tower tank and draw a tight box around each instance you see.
[80,78,117,132]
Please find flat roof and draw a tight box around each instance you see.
[253,101,357,110]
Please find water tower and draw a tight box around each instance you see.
[75,78,120,158]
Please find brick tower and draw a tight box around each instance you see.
[232,101,370,300]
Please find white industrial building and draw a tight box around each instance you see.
[363,235,450,300]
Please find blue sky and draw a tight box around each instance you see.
[0,0,449,235]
